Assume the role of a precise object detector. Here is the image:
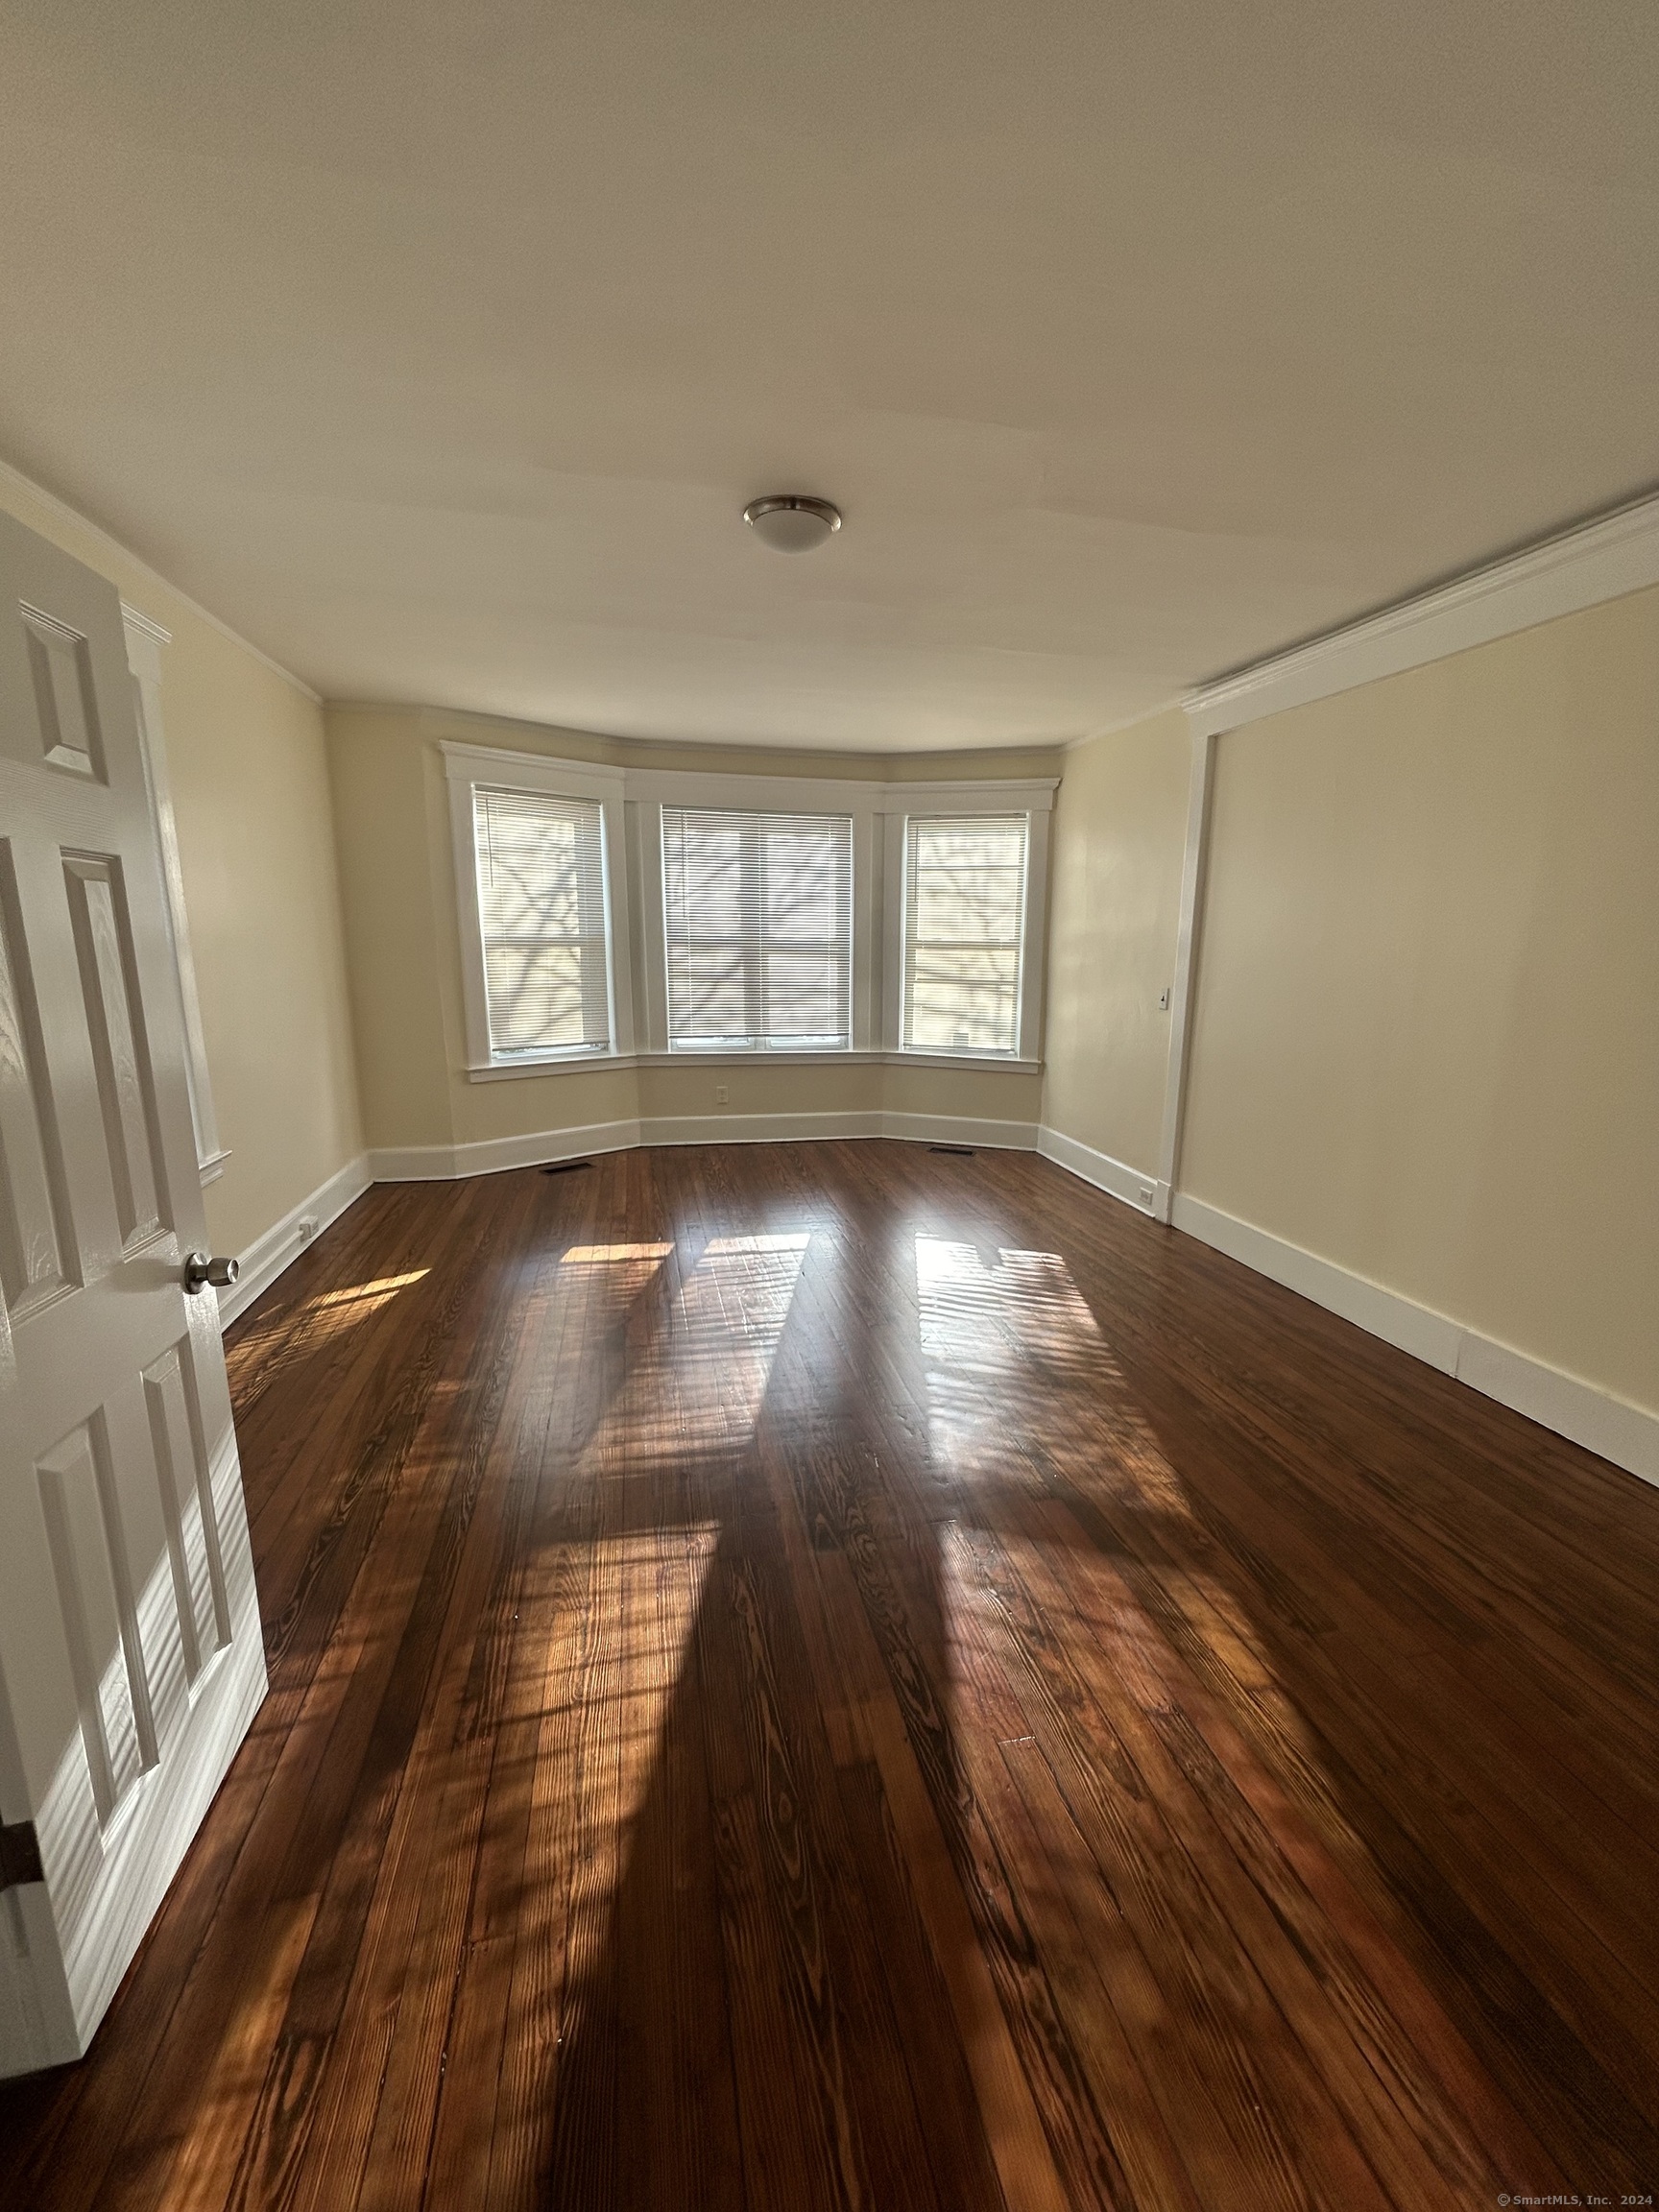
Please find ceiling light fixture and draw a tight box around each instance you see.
[742,493,842,553]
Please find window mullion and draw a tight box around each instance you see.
[745,820,764,1046]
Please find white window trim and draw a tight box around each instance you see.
[440,741,1055,1073]
[878,788,1052,1065]
[635,786,880,1055]
[122,606,228,1186]
[442,741,636,1070]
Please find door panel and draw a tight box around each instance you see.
[0,510,267,2076]
[143,1338,231,1690]
[17,605,107,782]
[62,852,171,1250]
[0,844,78,1315]
[36,1413,156,1827]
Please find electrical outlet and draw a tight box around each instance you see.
[1139,1185,1155,1206]
[715,1085,729,1105]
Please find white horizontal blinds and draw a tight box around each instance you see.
[903,813,1028,1054]
[472,784,611,1055]
[662,807,853,1048]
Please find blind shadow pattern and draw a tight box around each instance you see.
[473,785,611,1055]
[903,816,1028,1055]
[662,807,853,1051]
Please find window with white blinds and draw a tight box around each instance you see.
[902,813,1029,1055]
[661,806,853,1049]
[471,784,612,1056]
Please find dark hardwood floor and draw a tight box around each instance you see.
[2,1140,1656,2209]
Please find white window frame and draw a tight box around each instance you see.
[626,766,882,1056]
[878,782,1054,1067]
[438,743,1054,1077]
[443,742,635,1071]
[659,803,857,1053]
[122,606,228,1185]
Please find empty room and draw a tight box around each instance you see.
[0,3,1655,2207]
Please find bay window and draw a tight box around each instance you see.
[445,739,1053,1075]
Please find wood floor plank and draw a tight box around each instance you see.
[1044,1430,1652,2188]
[2,1140,1655,2212]
[973,1509,1496,2208]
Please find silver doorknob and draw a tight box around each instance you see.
[182,1252,239,1294]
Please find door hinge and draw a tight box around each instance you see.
[0,1819,43,1891]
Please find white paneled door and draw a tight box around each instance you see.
[0,513,266,2076]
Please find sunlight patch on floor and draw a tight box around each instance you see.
[914,1234,1312,1772]
[572,1232,812,1477]
[225,1268,430,1398]
[501,1520,720,2117]
[560,1242,674,1265]
[311,1269,430,1309]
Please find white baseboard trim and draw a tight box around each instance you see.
[638,1110,883,1149]
[640,1108,1037,1152]
[1169,1194,1659,1490]
[368,1112,1039,1185]
[1036,1125,1163,1216]
[216,1152,373,1327]
[372,1118,644,1183]
[878,1111,1038,1152]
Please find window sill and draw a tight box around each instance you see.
[882,1049,1043,1074]
[467,1050,624,1082]
[465,1048,1042,1083]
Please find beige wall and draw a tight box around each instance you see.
[1040,708,1190,1175]
[327,703,1050,1158]
[0,469,364,1257]
[1180,583,1659,1417]
[325,707,452,1150]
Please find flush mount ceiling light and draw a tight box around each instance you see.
[742,493,842,553]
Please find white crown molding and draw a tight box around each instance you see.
[0,451,322,706]
[1147,494,1659,1246]
[1185,489,1659,736]
[438,738,627,799]
[408,699,1067,776]
[121,607,167,686]
[437,734,1055,814]
[119,603,171,647]
[883,778,1057,814]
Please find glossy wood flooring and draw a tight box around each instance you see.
[3,1142,1657,2210]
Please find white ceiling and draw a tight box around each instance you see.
[3,1,1656,750]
